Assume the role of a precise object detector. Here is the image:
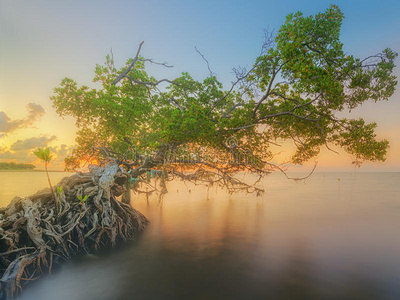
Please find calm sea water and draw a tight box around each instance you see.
[2,172,400,300]
[0,171,73,207]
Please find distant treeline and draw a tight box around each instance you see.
[0,162,36,170]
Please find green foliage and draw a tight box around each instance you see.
[33,148,57,204]
[332,119,389,161]
[0,162,36,170]
[56,186,63,214]
[57,186,63,196]
[52,5,397,172]
[33,148,52,163]
[78,194,89,204]
[78,194,89,216]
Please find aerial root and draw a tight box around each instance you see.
[0,162,149,299]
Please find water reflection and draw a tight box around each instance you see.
[12,173,400,299]
[0,171,72,207]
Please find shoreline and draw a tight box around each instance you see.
[0,170,73,173]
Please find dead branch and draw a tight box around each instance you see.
[111,41,144,85]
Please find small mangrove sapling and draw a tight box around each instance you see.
[34,147,57,207]
[56,186,63,215]
[78,194,89,216]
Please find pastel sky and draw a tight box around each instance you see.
[1,0,399,171]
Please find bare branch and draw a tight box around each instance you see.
[261,28,277,55]
[112,41,144,85]
[221,103,245,118]
[270,91,300,104]
[126,76,176,87]
[253,63,284,118]
[169,98,185,111]
[110,47,116,70]
[282,162,318,182]
[139,58,173,68]
[224,124,258,131]
[209,64,258,115]
[257,98,318,121]
[195,46,215,79]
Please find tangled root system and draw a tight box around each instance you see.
[0,163,149,299]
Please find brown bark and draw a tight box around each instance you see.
[0,162,149,299]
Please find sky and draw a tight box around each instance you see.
[0,0,399,171]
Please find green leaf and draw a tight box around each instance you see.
[49,5,397,173]
[57,186,63,194]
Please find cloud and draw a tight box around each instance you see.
[1,140,75,170]
[26,103,45,123]
[0,150,29,160]
[10,135,57,151]
[0,112,16,132]
[0,103,45,138]
[0,144,29,160]
[49,144,73,158]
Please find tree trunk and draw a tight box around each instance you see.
[122,181,131,204]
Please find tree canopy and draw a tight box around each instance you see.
[51,5,397,194]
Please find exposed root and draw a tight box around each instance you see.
[0,162,149,299]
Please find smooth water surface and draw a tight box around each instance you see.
[2,172,400,299]
[0,171,72,207]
